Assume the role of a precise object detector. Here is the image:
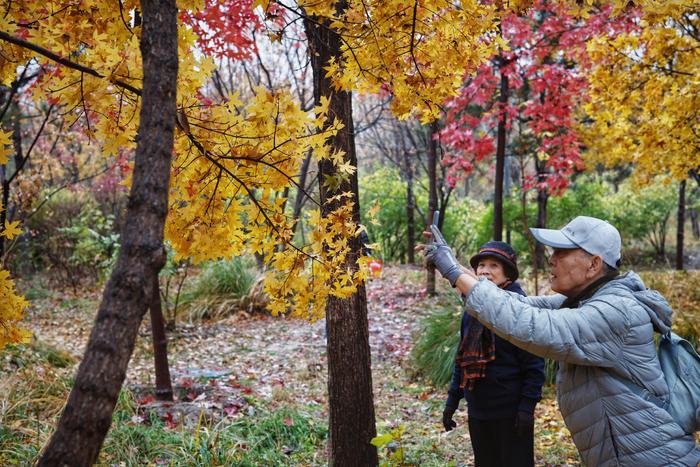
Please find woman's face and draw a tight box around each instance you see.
[476,258,509,286]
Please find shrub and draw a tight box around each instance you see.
[181,256,258,321]
[608,180,678,257]
[411,296,462,388]
[20,189,120,289]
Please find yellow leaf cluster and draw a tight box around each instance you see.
[0,269,30,348]
[300,0,502,123]
[0,201,28,349]
[165,88,371,319]
[263,199,371,321]
[580,9,699,182]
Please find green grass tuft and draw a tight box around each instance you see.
[411,296,462,388]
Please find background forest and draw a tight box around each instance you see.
[0,0,698,465]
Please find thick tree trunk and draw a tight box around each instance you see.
[426,122,438,294]
[38,0,178,463]
[493,56,508,241]
[404,151,415,264]
[150,274,174,401]
[676,179,686,270]
[305,9,378,467]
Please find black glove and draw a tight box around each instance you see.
[425,225,463,286]
[442,405,457,432]
[514,411,534,437]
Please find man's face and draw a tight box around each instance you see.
[548,248,598,297]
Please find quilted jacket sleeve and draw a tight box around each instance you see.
[465,279,630,366]
[518,293,566,309]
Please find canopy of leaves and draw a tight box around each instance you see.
[581,5,699,182]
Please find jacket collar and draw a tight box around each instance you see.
[560,270,620,309]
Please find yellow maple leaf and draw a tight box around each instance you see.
[2,221,21,240]
[0,130,13,164]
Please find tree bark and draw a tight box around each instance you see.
[493,56,508,241]
[690,208,699,240]
[305,9,378,467]
[676,179,686,270]
[404,151,415,264]
[426,122,438,294]
[150,274,174,401]
[38,0,178,463]
[534,155,548,269]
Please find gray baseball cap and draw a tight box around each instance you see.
[530,216,621,269]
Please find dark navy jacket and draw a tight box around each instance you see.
[446,281,545,420]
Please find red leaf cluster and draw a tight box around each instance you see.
[180,0,266,60]
[440,1,638,195]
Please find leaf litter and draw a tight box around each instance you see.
[21,265,579,465]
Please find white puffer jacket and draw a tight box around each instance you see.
[465,272,700,466]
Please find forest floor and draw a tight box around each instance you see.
[12,265,579,466]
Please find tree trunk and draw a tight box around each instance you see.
[150,274,174,401]
[533,154,548,269]
[690,208,699,240]
[493,56,508,242]
[404,151,415,264]
[426,122,438,294]
[292,149,313,226]
[38,0,178,463]
[676,179,686,270]
[535,187,548,269]
[305,9,378,467]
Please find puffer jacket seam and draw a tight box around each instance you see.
[603,414,621,466]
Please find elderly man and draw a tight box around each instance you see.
[425,216,700,466]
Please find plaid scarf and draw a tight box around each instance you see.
[456,280,511,391]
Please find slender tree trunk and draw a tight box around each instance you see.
[690,208,699,240]
[426,122,438,294]
[38,0,178,463]
[150,274,173,401]
[494,56,508,241]
[535,188,548,269]
[676,179,686,270]
[292,149,313,225]
[404,151,415,264]
[534,155,548,269]
[0,179,7,260]
[0,98,19,259]
[305,9,378,467]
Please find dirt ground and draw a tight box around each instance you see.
[25,265,579,466]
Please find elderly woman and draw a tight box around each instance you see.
[443,241,544,467]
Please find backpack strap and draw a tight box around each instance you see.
[616,331,672,411]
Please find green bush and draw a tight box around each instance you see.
[21,189,120,289]
[181,256,258,321]
[608,180,678,257]
[411,296,462,388]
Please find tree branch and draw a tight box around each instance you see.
[0,31,142,96]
